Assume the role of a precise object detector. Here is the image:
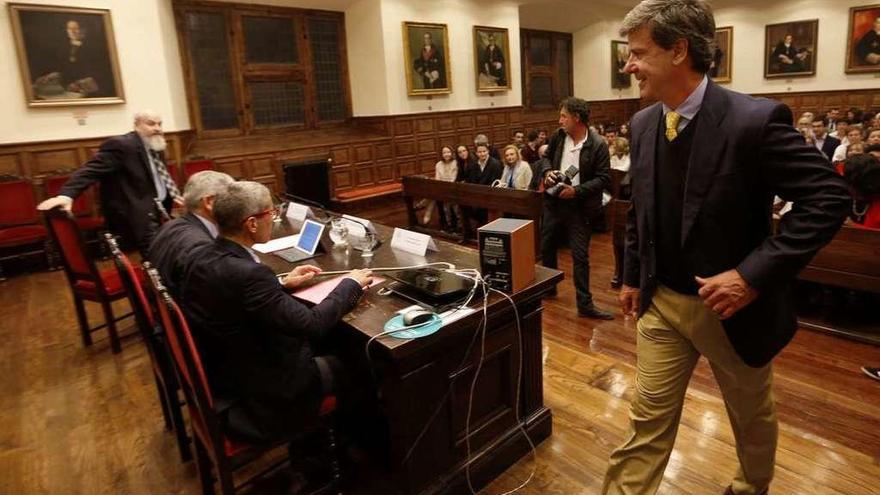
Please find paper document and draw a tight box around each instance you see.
[253,234,300,253]
[293,275,385,304]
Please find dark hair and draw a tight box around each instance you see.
[866,143,880,154]
[527,130,539,141]
[560,97,590,125]
[605,125,619,134]
[812,118,828,128]
[844,154,880,197]
[439,145,454,161]
[454,143,473,175]
[513,130,524,136]
[619,0,716,73]
[838,119,850,126]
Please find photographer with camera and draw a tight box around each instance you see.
[538,97,613,320]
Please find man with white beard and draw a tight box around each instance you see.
[38,110,182,255]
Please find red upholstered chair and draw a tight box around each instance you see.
[183,159,215,185]
[106,235,191,462]
[43,207,133,353]
[0,177,51,281]
[45,174,107,259]
[145,267,341,495]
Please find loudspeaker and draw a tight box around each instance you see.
[478,218,535,293]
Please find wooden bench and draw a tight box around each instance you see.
[401,176,543,255]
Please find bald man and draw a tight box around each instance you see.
[38,110,182,255]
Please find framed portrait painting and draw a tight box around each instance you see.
[611,40,631,89]
[764,19,818,78]
[402,21,451,96]
[845,4,880,73]
[710,26,733,83]
[473,26,511,92]
[8,3,125,106]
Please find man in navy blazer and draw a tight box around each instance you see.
[602,2,850,495]
[148,170,233,299]
[38,110,181,254]
[810,118,840,160]
[180,181,373,443]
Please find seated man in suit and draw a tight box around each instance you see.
[811,118,840,161]
[148,170,234,298]
[180,181,373,447]
[460,142,504,230]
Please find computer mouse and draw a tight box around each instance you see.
[402,309,435,326]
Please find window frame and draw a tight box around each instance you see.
[520,28,573,111]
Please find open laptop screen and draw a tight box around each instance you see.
[294,219,325,255]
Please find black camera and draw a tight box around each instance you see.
[545,165,579,196]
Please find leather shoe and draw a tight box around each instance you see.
[723,486,768,495]
[578,306,614,320]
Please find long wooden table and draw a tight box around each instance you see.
[258,219,563,494]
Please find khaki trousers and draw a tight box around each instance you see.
[602,285,777,495]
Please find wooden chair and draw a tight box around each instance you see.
[145,267,341,494]
[44,174,107,257]
[105,234,191,462]
[0,176,52,280]
[43,207,132,353]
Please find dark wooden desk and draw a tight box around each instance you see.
[259,220,563,494]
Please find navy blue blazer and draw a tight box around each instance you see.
[623,80,850,367]
[148,212,213,299]
[180,237,363,407]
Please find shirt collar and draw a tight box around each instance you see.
[243,245,261,263]
[662,75,708,120]
[193,213,219,239]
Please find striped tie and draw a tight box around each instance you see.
[665,111,680,142]
[150,150,182,202]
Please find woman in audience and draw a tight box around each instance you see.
[866,128,880,147]
[843,153,880,229]
[496,144,532,190]
[847,142,865,158]
[423,145,459,232]
[833,127,864,163]
[619,123,630,139]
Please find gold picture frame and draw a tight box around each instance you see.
[764,19,818,79]
[711,26,733,84]
[402,21,452,96]
[611,40,631,89]
[845,4,880,74]
[473,25,511,92]
[8,3,125,106]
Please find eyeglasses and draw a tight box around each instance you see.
[247,207,280,222]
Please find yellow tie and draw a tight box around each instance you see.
[665,111,680,142]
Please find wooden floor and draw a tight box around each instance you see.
[1,204,879,494]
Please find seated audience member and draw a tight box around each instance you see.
[537,129,548,147]
[866,128,880,146]
[618,123,630,139]
[610,137,631,199]
[603,126,618,151]
[148,170,234,298]
[521,130,541,164]
[496,145,533,190]
[180,181,374,445]
[847,107,863,126]
[826,107,841,132]
[830,119,850,141]
[455,144,474,180]
[811,118,840,160]
[474,133,500,160]
[460,143,503,229]
[799,111,815,123]
[512,130,525,149]
[796,116,813,138]
[847,142,865,158]
[866,143,880,160]
[843,153,880,229]
[833,127,864,162]
[424,145,459,232]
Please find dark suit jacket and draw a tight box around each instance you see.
[624,80,850,367]
[148,212,213,299]
[537,128,611,216]
[461,157,503,185]
[60,131,170,251]
[818,135,840,160]
[180,237,362,437]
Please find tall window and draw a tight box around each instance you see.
[520,29,572,110]
[174,2,351,137]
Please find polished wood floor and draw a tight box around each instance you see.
[1,205,878,494]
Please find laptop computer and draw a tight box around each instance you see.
[274,219,326,263]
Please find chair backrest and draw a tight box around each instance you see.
[183,159,215,184]
[107,234,155,332]
[43,207,102,288]
[44,175,96,217]
[0,178,39,226]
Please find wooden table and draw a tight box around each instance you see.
[258,219,563,494]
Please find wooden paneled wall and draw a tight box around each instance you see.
[0,88,874,204]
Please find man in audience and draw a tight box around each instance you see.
[521,130,541,164]
[512,130,525,149]
[811,118,840,160]
[537,129,549,147]
[37,110,181,255]
[148,170,234,298]
[826,107,841,132]
[539,96,613,320]
[461,142,503,228]
[606,2,849,494]
[830,119,850,141]
[604,126,619,149]
[180,181,373,450]
[474,133,501,160]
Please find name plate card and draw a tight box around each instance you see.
[286,202,314,223]
[390,227,438,256]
